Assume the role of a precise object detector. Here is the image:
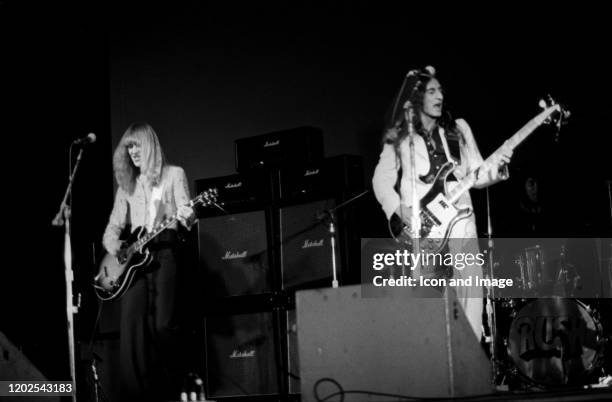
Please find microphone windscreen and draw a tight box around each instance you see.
[423,65,436,76]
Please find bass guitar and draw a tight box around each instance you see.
[390,97,569,253]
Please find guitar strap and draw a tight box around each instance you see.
[438,127,461,165]
[438,127,452,162]
[437,126,464,184]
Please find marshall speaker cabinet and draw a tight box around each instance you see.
[204,310,280,398]
[277,155,364,291]
[195,153,365,400]
[196,172,275,298]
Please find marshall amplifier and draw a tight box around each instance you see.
[204,311,280,398]
[279,198,340,291]
[198,209,273,297]
[234,126,324,172]
[278,154,364,202]
[195,171,274,216]
[277,156,365,290]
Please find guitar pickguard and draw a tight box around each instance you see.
[391,162,471,253]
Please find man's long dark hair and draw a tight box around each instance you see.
[382,67,463,151]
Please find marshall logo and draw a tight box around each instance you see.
[222,251,248,260]
[225,182,242,189]
[302,239,324,249]
[229,349,256,359]
[304,169,320,176]
[263,140,280,147]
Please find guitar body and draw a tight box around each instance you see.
[390,161,472,253]
[94,227,153,301]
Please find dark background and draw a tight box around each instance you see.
[1,0,610,388]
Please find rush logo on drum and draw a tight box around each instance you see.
[513,315,588,361]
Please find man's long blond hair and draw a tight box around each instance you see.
[113,122,165,194]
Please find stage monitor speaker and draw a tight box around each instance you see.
[204,311,279,398]
[279,198,338,291]
[0,331,61,402]
[198,210,272,297]
[296,285,492,401]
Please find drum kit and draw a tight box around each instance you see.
[485,239,612,390]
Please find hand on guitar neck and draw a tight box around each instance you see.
[491,140,513,168]
[176,204,196,228]
[473,140,513,188]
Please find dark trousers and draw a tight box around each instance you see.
[119,231,183,402]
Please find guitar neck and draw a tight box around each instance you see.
[128,215,180,254]
[446,105,558,204]
[127,196,205,254]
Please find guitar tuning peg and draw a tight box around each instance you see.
[562,108,571,119]
[538,99,547,109]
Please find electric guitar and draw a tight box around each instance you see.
[390,97,569,253]
[94,188,218,301]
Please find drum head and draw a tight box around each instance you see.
[507,298,602,387]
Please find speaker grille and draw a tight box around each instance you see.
[205,312,279,397]
[279,199,336,290]
[198,210,271,297]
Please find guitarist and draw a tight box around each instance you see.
[372,67,513,340]
[102,122,196,401]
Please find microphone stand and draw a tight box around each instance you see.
[91,357,100,402]
[329,214,339,289]
[484,188,499,386]
[52,145,86,402]
[319,190,370,288]
[405,106,422,278]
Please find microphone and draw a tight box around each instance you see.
[72,133,97,145]
[406,65,436,77]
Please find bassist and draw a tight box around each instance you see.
[372,67,513,341]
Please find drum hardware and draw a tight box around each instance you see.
[555,245,582,297]
[509,243,585,298]
[513,245,545,293]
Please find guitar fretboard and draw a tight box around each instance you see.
[446,105,559,205]
[127,189,217,254]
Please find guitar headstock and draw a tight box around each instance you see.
[538,94,571,126]
[193,187,219,207]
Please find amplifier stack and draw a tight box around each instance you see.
[195,126,365,399]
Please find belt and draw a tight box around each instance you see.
[148,229,179,251]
